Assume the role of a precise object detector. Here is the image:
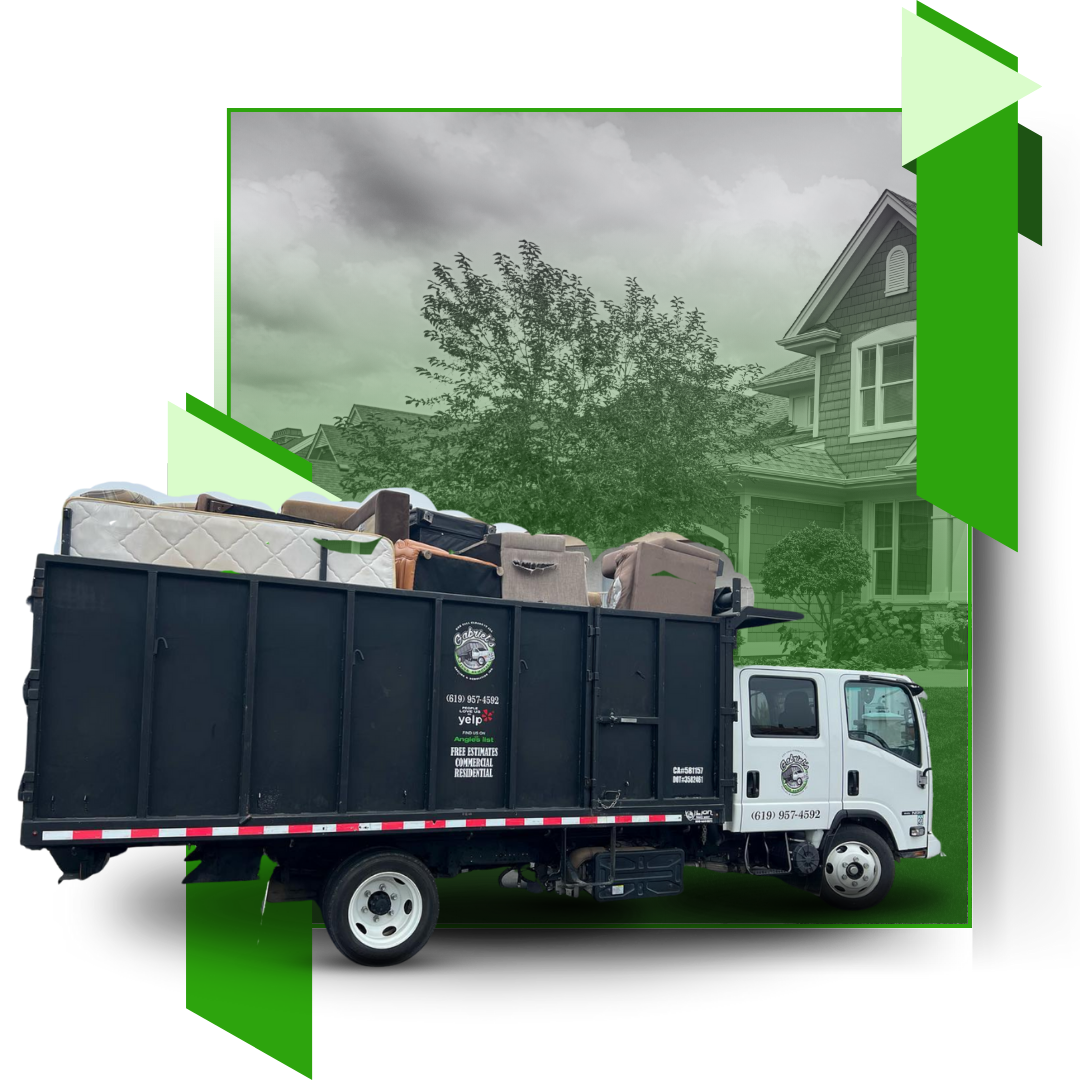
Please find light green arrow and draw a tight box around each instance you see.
[902,8,1039,163]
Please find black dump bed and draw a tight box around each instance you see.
[19,556,799,848]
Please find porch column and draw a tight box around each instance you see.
[929,506,953,603]
[737,494,752,575]
[950,519,969,602]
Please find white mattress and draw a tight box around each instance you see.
[64,498,396,588]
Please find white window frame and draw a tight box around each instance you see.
[865,497,933,600]
[884,244,909,297]
[789,392,815,430]
[848,321,916,444]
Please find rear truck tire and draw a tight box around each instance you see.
[818,826,895,910]
[322,851,440,967]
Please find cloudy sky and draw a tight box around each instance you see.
[230,111,913,439]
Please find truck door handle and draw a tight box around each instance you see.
[847,770,860,796]
[746,771,759,799]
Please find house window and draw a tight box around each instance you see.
[872,500,932,597]
[749,675,819,738]
[884,245,909,296]
[309,445,336,462]
[859,338,914,430]
[849,322,917,442]
[790,393,815,429]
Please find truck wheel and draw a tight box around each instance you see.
[322,851,439,967]
[818,826,894,910]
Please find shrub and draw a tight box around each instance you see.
[759,524,872,656]
[930,602,969,641]
[830,600,923,665]
[849,636,928,673]
[776,625,829,667]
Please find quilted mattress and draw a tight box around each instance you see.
[63,497,396,588]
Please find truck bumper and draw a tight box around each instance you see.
[926,832,943,859]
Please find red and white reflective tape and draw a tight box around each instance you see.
[41,813,686,843]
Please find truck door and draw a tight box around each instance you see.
[734,668,831,831]
[840,678,930,852]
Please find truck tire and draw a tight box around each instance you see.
[818,826,894,910]
[322,851,440,966]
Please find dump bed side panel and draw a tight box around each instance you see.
[36,562,147,820]
[22,556,737,842]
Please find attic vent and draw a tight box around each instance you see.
[884,245,909,296]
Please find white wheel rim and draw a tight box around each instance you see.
[347,871,424,950]
[823,840,880,897]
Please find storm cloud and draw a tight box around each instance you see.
[229,111,912,438]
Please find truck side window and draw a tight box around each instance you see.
[843,683,921,766]
[747,676,819,738]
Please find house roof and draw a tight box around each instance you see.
[892,192,917,214]
[753,355,816,392]
[739,439,847,483]
[289,432,316,456]
[309,460,348,496]
[755,393,793,429]
[780,188,917,348]
[304,423,351,460]
[347,403,431,426]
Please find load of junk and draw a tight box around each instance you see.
[53,486,755,618]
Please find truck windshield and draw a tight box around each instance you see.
[844,682,921,766]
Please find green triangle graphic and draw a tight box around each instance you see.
[651,570,680,578]
[902,8,1039,162]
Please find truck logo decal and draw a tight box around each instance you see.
[453,622,496,680]
[780,752,810,795]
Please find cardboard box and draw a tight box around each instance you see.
[605,536,722,616]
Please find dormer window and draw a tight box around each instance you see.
[790,393,815,430]
[884,245,909,296]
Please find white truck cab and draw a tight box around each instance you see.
[731,666,941,908]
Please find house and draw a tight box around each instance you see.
[725,189,967,658]
[269,427,306,449]
[279,404,429,498]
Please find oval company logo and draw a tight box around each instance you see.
[780,752,810,795]
[453,622,496,680]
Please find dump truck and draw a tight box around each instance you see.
[18,554,941,965]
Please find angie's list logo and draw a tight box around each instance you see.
[453,622,496,680]
[780,752,810,795]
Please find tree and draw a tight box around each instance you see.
[758,524,872,656]
[336,241,773,552]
